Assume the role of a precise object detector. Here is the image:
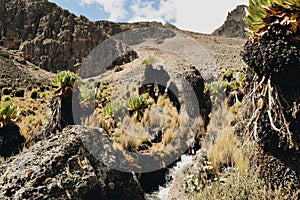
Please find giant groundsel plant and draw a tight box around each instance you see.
[244,0,300,39]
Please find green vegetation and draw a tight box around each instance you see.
[79,89,98,108]
[52,70,80,95]
[1,95,11,101]
[0,101,19,128]
[6,88,53,139]
[126,95,148,111]
[103,102,126,119]
[205,68,246,105]
[81,81,112,109]
[220,70,233,82]
[244,0,300,39]
[1,87,12,95]
[142,59,150,67]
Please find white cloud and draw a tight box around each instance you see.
[79,0,128,21]
[78,0,248,33]
[128,0,176,23]
[170,0,248,33]
[128,0,243,33]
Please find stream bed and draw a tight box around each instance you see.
[145,154,194,200]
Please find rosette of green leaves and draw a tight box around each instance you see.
[103,102,126,119]
[0,101,19,128]
[126,95,148,111]
[80,89,99,108]
[52,71,81,95]
[245,0,300,39]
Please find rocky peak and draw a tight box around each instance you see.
[212,5,247,38]
[0,0,177,74]
[0,0,124,72]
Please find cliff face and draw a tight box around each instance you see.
[0,0,246,74]
[212,5,247,38]
[0,0,124,72]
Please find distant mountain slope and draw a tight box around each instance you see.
[0,0,177,73]
[0,46,53,89]
[212,5,247,38]
[0,0,246,81]
[0,0,126,72]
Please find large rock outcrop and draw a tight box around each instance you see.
[0,0,177,74]
[0,125,145,200]
[212,5,247,38]
[0,0,123,72]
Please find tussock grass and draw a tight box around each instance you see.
[194,171,293,200]
[84,93,206,155]
[8,90,52,140]
[204,103,255,173]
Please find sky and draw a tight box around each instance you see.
[49,0,248,34]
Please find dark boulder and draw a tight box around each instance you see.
[0,124,25,158]
[14,88,25,98]
[182,66,211,127]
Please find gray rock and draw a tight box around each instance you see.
[0,125,145,200]
[0,0,175,74]
[212,5,247,38]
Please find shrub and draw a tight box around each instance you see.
[2,87,12,95]
[126,95,148,111]
[1,95,11,102]
[0,101,19,128]
[80,89,98,108]
[52,71,80,95]
[26,116,36,123]
[142,59,150,67]
[103,102,126,119]
[220,70,233,82]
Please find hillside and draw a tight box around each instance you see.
[1,0,298,200]
[0,0,246,77]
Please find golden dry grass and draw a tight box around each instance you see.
[194,171,292,200]
[204,103,255,173]
[6,91,52,140]
[84,94,206,154]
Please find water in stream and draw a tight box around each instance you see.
[145,154,194,200]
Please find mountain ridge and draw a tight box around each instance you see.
[0,0,246,74]
[212,5,247,38]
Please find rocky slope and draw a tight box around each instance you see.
[0,0,246,78]
[0,126,145,200]
[212,5,247,38]
[0,0,250,199]
[0,0,178,74]
[0,46,53,89]
[0,0,121,72]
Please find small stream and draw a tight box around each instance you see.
[145,154,195,200]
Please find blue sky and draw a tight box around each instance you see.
[49,0,248,34]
